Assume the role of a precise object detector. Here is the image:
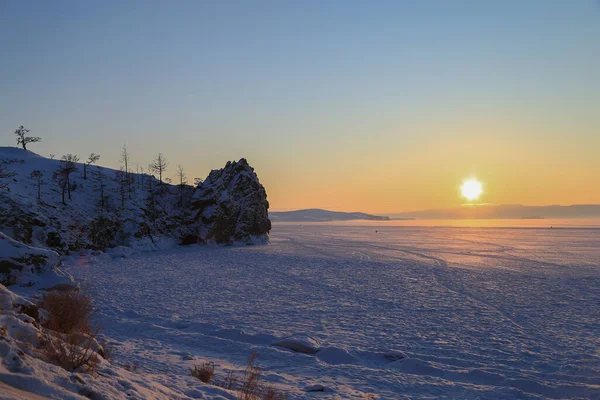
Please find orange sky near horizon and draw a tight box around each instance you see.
[261,121,600,214]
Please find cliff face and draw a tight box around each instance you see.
[185,159,271,244]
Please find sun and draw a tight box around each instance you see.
[460,178,483,201]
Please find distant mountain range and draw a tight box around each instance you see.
[389,204,600,220]
[270,209,391,222]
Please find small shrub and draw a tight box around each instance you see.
[239,351,261,400]
[38,290,101,376]
[39,328,100,375]
[41,290,95,335]
[208,353,289,400]
[191,362,215,383]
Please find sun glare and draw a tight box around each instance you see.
[460,178,483,201]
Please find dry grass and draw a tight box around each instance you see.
[39,328,101,375]
[194,352,288,400]
[38,289,101,375]
[239,351,261,400]
[261,386,287,400]
[224,370,239,390]
[191,362,215,383]
[41,290,96,334]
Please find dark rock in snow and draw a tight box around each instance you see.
[185,158,271,244]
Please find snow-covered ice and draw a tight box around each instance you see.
[63,223,600,399]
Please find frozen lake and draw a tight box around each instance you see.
[66,223,600,399]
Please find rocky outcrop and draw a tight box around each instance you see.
[0,232,61,286]
[184,159,271,244]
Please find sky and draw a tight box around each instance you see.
[1,1,599,213]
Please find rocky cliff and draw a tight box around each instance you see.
[184,158,271,244]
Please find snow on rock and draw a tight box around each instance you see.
[0,284,36,313]
[0,232,61,286]
[0,313,40,346]
[186,159,271,244]
[316,346,360,365]
[273,334,320,354]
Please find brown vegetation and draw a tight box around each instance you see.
[38,290,101,375]
[41,290,96,334]
[198,352,288,400]
[39,328,101,375]
[191,362,215,383]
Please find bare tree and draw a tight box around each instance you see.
[149,153,168,185]
[49,154,55,160]
[52,169,68,205]
[15,125,41,150]
[30,170,44,200]
[193,177,203,187]
[121,145,133,197]
[92,166,108,211]
[83,153,100,180]
[114,168,127,209]
[176,165,187,206]
[0,160,17,190]
[53,154,79,204]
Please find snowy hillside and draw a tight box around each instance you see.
[270,208,390,222]
[0,147,270,252]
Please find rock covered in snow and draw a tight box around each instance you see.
[185,158,271,244]
[274,334,321,354]
[0,283,35,312]
[0,232,61,286]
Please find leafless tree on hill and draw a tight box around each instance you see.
[14,125,41,150]
[83,153,100,180]
[149,153,168,185]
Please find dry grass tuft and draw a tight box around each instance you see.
[38,289,101,375]
[42,290,96,334]
[191,362,215,383]
[239,351,261,400]
[39,328,101,375]
[261,386,287,400]
[195,352,288,400]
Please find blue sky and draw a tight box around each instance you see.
[1,1,599,212]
